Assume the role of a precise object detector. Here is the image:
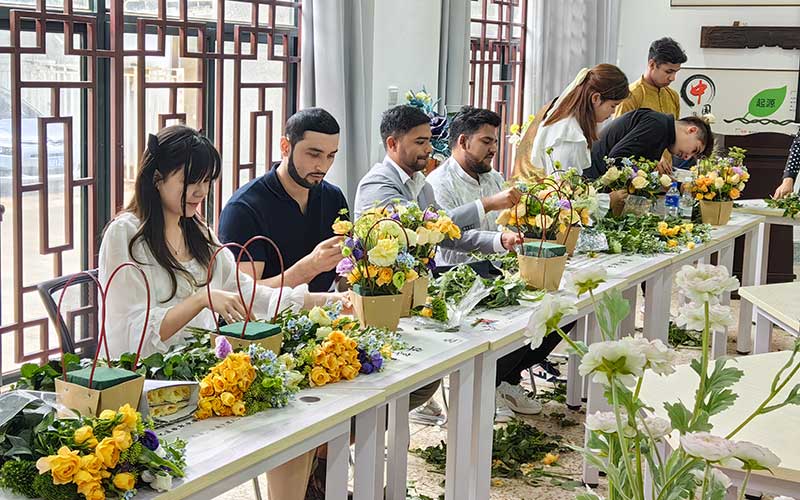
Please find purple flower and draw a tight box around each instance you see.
[426,257,436,271]
[391,212,401,221]
[141,429,160,451]
[344,237,355,249]
[370,351,383,371]
[557,199,572,210]
[423,210,438,221]
[352,244,364,261]
[360,362,375,375]
[215,336,233,359]
[336,258,354,275]
[732,167,743,175]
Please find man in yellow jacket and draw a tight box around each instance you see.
[614,37,687,175]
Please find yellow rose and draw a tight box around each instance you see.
[542,453,559,466]
[74,425,95,445]
[221,367,237,383]
[211,398,224,415]
[308,306,333,326]
[195,408,212,420]
[112,429,132,451]
[232,401,247,416]
[212,375,227,394]
[368,238,399,267]
[380,345,393,359]
[730,188,740,200]
[328,330,346,344]
[116,404,139,432]
[113,472,136,491]
[704,192,716,200]
[660,174,673,188]
[36,446,81,485]
[347,338,358,350]
[95,438,120,468]
[376,267,394,286]
[695,193,704,201]
[631,176,648,190]
[729,174,740,184]
[509,123,521,135]
[346,269,361,285]
[687,242,696,249]
[98,409,117,421]
[310,366,331,387]
[341,365,359,380]
[332,220,353,235]
[220,391,236,407]
[198,397,213,411]
[73,470,97,488]
[714,177,725,189]
[324,353,340,371]
[332,343,345,356]
[199,380,214,398]
[603,166,620,182]
[77,481,105,500]
[405,269,419,282]
[667,239,678,248]
[79,454,104,478]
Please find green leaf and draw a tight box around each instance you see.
[748,86,787,117]
[664,401,692,433]
[705,359,744,394]
[595,289,630,338]
[19,364,40,379]
[705,389,738,415]
[4,435,32,458]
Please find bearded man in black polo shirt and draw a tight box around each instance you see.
[219,108,347,291]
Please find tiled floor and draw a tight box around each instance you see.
[214,291,798,500]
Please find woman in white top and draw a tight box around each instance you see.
[531,64,630,176]
[99,125,346,358]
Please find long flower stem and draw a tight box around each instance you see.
[588,289,610,341]
[737,469,752,500]
[691,301,711,423]
[654,458,699,500]
[608,438,616,500]
[554,326,585,355]
[611,379,642,500]
[699,463,711,500]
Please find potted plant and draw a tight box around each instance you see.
[334,211,419,331]
[690,146,749,225]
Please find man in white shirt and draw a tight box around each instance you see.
[428,106,567,420]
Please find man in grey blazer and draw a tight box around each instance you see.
[354,105,523,262]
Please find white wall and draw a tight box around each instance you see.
[616,0,800,79]
[369,0,442,165]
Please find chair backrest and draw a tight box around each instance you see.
[36,269,99,355]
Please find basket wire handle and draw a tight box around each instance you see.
[56,271,107,382]
[102,262,151,382]
[206,242,258,339]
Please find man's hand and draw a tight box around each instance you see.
[609,189,629,217]
[500,231,524,251]
[656,157,674,176]
[482,187,523,212]
[308,236,345,274]
[773,178,795,199]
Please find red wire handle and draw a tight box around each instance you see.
[103,262,151,379]
[241,235,285,323]
[206,242,258,338]
[56,271,107,381]
[513,177,573,258]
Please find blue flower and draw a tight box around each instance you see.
[141,429,159,451]
[396,251,416,268]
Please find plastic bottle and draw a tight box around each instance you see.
[665,181,680,218]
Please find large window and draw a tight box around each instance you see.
[0,0,301,381]
[470,0,528,176]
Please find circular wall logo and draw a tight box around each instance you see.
[680,74,716,109]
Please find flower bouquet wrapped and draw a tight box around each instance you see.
[333,210,420,330]
[0,401,186,499]
[690,146,749,225]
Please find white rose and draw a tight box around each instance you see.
[404,228,418,247]
[308,306,332,326]
[637,169,647,178]
[428,230,446,245]
[514,203,528,218]
[640,415,672,439]
[714,177,725,189]
[585,411,633,435]
[416,227,431,246]
[604,166,620,182]
[680,432,735,462]
[564,267,608,296]
[579,340,647,386]
[729,174,740,184]
[286,370,305,388]
[631,176,648,190]
[675,302,735,332]
[621,337,677,376]
[738,182,745,190]
[525,295,577,349]
[727,441,781,470]
[315,326,333,340]
[660,174,673,188]
[674,263,740,304]
[141,470,155,483]
[708,171,719,180]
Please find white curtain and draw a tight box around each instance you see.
[524,0,621,115]
[300,0,375,203]
[437,0,471,115]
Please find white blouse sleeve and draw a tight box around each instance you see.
[99,217,172,358]
[547,138,591,176]
[212,246,308,320]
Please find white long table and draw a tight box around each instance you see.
[739,281,800,354]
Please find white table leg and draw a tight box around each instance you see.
[719,244,735,306]
[753,310,773,354]
[374,404,386,495]
[325,430,350,500]
[353,406,380,500]
[386,395,410,500]
[566,316,586,410]
[469,351,498,500]
[644,269,671,344]
[621,286,637,336]
[737,228,759,354]
[754,221,771,286]
[709,244,736,358]
[583,312,606,486]
[446,362,475,500]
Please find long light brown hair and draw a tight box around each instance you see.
[544,64,630,146]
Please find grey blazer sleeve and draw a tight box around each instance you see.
[440,229,497,255]
[353,178,408,218]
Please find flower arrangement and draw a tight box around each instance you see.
[308,330,362,387]
[596,214,712,254]
[196,340,300,419]
[349,325,406,375]
[385,201,461,275]
[333,208,423,296]
[496,177,582,241]
[404,88,450,162]
[528,264,800,500]
[597,157,671,199]
[277,301,356,355]
[507,114,536,147]
[690,147,749,202]
[0,403,186,499]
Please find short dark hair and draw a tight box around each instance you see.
[380,105,431,146]
[648,37,687,66]
[449,106,501,148]
[678,115,715,158]
[285,108,340,146]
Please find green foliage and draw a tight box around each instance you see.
[429,264,527,312]
[765,193,800,219]
[14,353,82,391]
[0,459,38,498]
[33,472,79,500]
[119,441,144,467]
[668,322,702,348]
[596,214,711,255]
[595,289,630,339]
